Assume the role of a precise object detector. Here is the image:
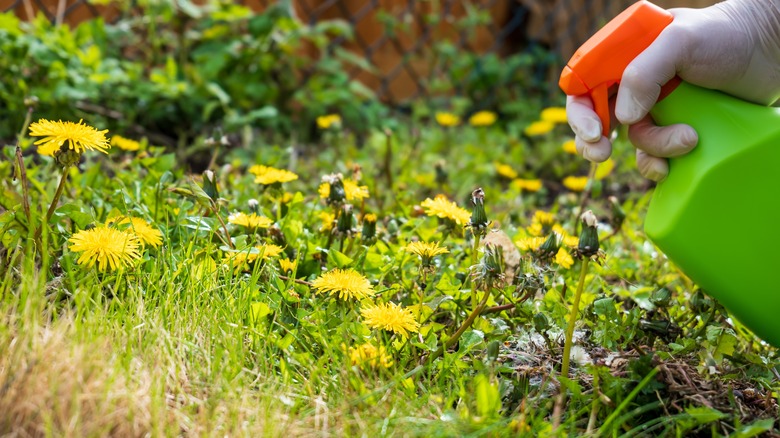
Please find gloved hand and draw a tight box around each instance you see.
[566,0,780,181]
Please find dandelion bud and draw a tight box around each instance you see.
[24,96,39,108]
[486,340,500,363]
[202,170,219,200]
[469,187,489,236]
[538,232,561,261]
[650,287,673,308]
[609,196,626,232]
[361,213,377,244]
[337,204,354,235]
[434,160,448,186]
[55,148,82,168]
[323,173,346,206]
[471,243,505,288]
[533,312,549,333]
[248,198,259,214]
[577,210,600,258]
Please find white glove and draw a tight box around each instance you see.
[566,0,780,181]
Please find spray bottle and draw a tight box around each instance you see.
[559,1,780,347]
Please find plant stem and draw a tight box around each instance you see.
[34,165,70,241]
[562,258,590,378]
[470,232,481,307]
[13,107,33,226]
[211,201,234,250]
[429,287,491,363]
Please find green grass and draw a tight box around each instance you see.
[1,117,778,436]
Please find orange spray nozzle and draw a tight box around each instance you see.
[559,1,673,136]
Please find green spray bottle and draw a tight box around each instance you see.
[559,0,780,347]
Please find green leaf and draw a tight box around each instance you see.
[474,374,500,419]
[458,330,484,354]
[328,250,353,268]
[250,302,271,324]
[730,418,775,438]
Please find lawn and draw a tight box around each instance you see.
[1,2,779,437]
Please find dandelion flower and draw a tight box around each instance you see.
[29,119,110,156]
[469,111,497,127]
[528,211,556,237]
[344,343,393,369]
[595,158,615,180]
[553,224,579,247]
[279,258,297,273]
[111,135,141,151]
[405,241,448,259]
[420,195,471,227]
[319,211,335,232]
[361,302,420,338]
[562,139,577,155]
[312,268,374,301]
[512,178,543,192]
[406,241,448,268]
[249,165,298,185]
[224,244,284,272]
[435,112,460,127]
[555,247,574,269]
[495,163,518,180]
[317,114,341,130]
[68,226,141,272]
[107,216,163,248]
[524,120,555,137]
[228,212,273,229]
[516,236,546,251]
[318,178,369,201]
[563,176,589,192]
[540,107,568,124]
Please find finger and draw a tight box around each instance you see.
[636,149,668,182]
[628,115,698,158]
[566,95,602,142]
[616,30,683,125]
[575,135,612,163]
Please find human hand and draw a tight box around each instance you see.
[566,0,780,181]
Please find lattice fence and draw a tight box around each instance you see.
[0,0,718,103]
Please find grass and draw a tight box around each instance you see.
[1,114,779,436]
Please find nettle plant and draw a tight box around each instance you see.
[0,1,384,150]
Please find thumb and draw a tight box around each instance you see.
[615,29,683,125]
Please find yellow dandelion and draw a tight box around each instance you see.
[68,226,141,272]
[469,111,497,127]
[249,165,298,185]
[595,158,615,180]
[363,213,377,223]
[111,135,141,151]
[562,176,589,192]
[29,119,110,156]
[318,178,369,201]
[528,211,556,237]
[420,195,471,226]
[317,114,341,130]
[495,163,518,180]
[554,247,574,269]
[224,244,284,272]
[107,216,163,248]
[319,211,335,232]
[361,302,420,338]
[511,178,543,192]
[562,139,577,155]
[540,107,568,124]
[516,236,546,251]
[435,112,460,127]
[524,120,555,137]
[553,224,579,247]
[311,268,374,301]
[228,212,273,229]
[279,258,297,273]
[405,241,448,267]
[344,343,393,369]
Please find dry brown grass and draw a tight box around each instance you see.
[0,324,153,437]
